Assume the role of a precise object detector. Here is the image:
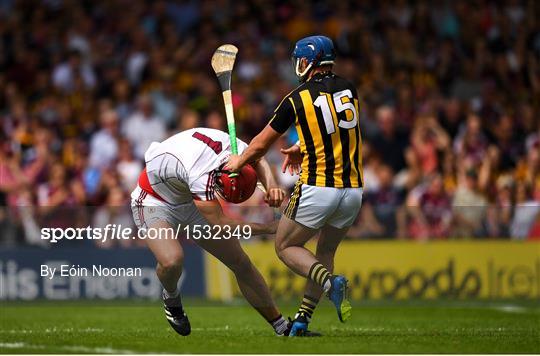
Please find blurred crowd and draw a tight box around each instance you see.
[1,0,539,247]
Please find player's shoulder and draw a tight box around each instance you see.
[274,82,304,111]
[335,74,356,91]
[274,72,354,100]
[312,72,356,93]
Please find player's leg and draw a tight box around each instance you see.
[274,216,319,275]
[294,224,348,323]
[195,237,276,314]
[274,184,337,336]
[182,201,289,335]
[196,236,290,334]
[131,192,191,336]
[275,217,340,335]
[144,220,184,293]
[275,184,338,293]
[319,187,363,323]
[144,223,191,335]
[194,235,289,335]
[278,185,361,332]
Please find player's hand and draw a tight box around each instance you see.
[226,154,242,172]
[280,145,302,175]
[264,187,285,207]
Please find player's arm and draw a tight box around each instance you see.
[194,199,277,235]
[229,125,281,171]
[252,157,285,207]
[228,96,295,172]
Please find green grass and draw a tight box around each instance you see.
[1,299,539,354]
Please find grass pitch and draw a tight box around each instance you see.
[0,299,538,354]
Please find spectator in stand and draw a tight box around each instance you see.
[23,127,53,187]
[408,174,452,240]
[149,67,180,129]
[410,115,450,176]
[0,143,29,245]
[206,110,226,131]
[438,98,464,139]
[370,106,409,173]
[517,133,539,186]
[486,175,515,238]
[0,0,538,245]
[454,113,489,166]
[490,114,523,170]
[36,162,85,230]
[350,164,407,239]
[112,80,134,121]
[89,110,120,170]
[122,94,167,160]
[93,187,137,248]
[359,143,381,192]
[527,176,540,239]
[394,146,423,191]
[0,143,29,208]
[510,182,540,240]
[116,139,143,193]
[52,50,96,93]
[36,163,85,208]
[452,169,488,238]
[177,109,201,132]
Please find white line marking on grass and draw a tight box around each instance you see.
[61,345,137,354]
[0,329,34,334]
[0,343,25,348]
[0,342,143,354]
[491,305,528,314]
[335,326,420,333]
[0,327,104,334]
[192,325,230,331]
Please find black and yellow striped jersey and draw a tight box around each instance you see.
[269,72,363,188]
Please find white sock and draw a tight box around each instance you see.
[323,278,332,293]
[163,288,180,299]
[271,315,288,335]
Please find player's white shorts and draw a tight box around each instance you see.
[284,182,363,229]
[130,186,208,231]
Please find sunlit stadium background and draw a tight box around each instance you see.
[1,0,539,321]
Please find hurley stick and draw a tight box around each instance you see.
[212,44,239,176]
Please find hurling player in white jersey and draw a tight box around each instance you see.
[130,127,289,336]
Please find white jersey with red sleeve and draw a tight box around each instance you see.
[142,127,248,205]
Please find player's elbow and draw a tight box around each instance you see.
[274,240,287,262]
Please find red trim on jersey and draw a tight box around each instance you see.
[192,193,201,200]
[138,168,165,202]
[138,191,147,226]
[205,172,212,200]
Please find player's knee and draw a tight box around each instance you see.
[159,252,183,273]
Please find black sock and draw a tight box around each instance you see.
[308,262,332,291]
[296,294,319,321]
